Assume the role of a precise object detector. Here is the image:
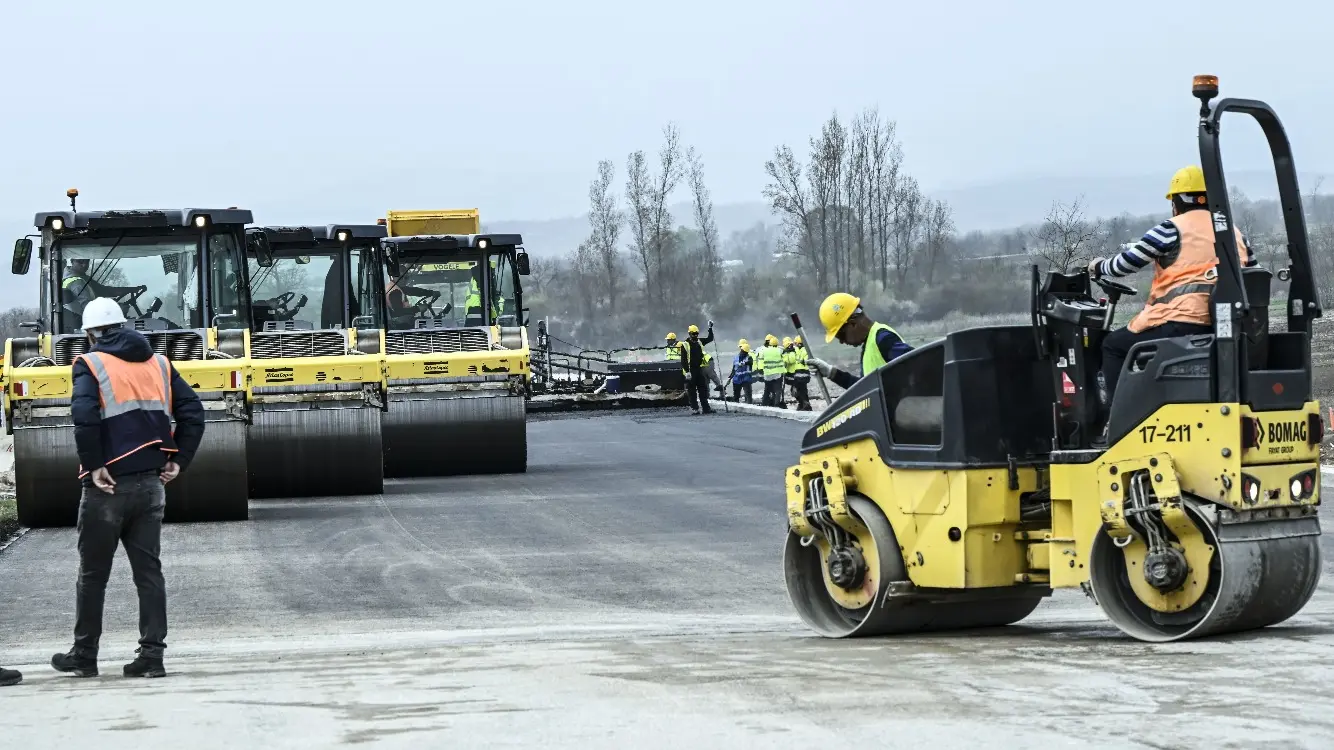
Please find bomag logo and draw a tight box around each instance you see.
[816,397,872,437]
[1256,418,1307,445]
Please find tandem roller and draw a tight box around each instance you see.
[781,75,1322,643]
[378,211,532,478]
[242,224,387,499]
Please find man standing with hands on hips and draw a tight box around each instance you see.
[51,297,205,679]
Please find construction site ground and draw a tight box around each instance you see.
[0,410,1332,748]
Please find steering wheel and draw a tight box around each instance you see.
[268,291,297,318]
[114,286,148,316]
[1093,276,1137,298]
[414,290,442,316]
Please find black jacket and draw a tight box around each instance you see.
[72,327,206,482]
[678,330,715,370]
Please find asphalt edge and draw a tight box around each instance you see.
[727,402,819,423]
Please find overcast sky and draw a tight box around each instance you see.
[2,0,1331,305]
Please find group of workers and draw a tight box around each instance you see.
[3,296,204,687]
[654,164,1230,431]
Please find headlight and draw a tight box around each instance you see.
[478,238,489,249]
[336,230,349,243]
[1291,479,1303,499]
[193,215,208,228]
[51,218,64,231]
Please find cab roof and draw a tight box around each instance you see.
[34,208,253,230]
[381,233,523,250]
[248,224,387,247]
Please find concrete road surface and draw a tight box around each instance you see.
[1,410,1331,749]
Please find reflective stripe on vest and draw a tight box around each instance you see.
[861,322,899,377]
[666,345,681,360]
[1128,210,1248,333]
[77,351,173,420]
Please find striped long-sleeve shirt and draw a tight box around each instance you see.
[1094,216,1255,278]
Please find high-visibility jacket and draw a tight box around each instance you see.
[782,346,799,374]
[465,277,502,321]
[759,345,786,380]
[666,344,681,360]
[791,345,811,382]
[1128,209,1250,333]
[73,350,177,478]
[862,322,903,376]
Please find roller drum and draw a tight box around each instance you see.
[1089,503,1322,642]
[382,392,526,478]
[248,404,384,498]
[164,417,248,523]
[784,494,1045,638]
[13,425,81,528]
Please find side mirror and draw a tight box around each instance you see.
[296,255,310,265]
[12,237,33,275]
[386,248,401,279]
[515,251,531,276]
[247,232,274,267]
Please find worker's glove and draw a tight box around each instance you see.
[682,372,693,385]
[807,358,832,377]
[1087,257,1104,279]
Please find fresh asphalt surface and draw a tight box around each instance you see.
[1,408,1332,748]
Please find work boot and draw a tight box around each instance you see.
[51,650,98,678]
[123,650,166,679]
[0,667,21,686]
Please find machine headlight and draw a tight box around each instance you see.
[478,238,489,249]
[50,218,64,231]
[1292,479,1303,499]
[193,215,208,228]
[336,230,349,243]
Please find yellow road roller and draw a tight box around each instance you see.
[4,195,253,527]
[242,224,387,498]
[378,209,531,476]
[783,76,1323,642]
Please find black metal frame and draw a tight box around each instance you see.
[1197,94,1322,403]
[246,224,387,330]
[379,234,526,329]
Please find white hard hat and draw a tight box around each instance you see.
[81,297,127,331]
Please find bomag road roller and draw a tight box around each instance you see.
[242,223,388,498]
[378,209,532,476]
[4,193,253,527]
[783,76,1323,643]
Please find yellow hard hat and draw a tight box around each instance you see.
[1166,165,1206,198]
[665,332,677,341]
[782,336,793,347]
[687,324,699,334]
[738,338,750,352]
[765,334,777,345]
[794,335,803,346]
[819,292,861,343]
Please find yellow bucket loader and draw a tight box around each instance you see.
[378,209,532,476]
[242,223,388,498]
[4,194,252,526]
[783,77,1323,642]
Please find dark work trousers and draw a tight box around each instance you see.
[791,376,812,411]
[74,470,168,661]
[1102,321,1213,404]
[686,368,712,412]
[763,378,783,408]
[732,381,753,403]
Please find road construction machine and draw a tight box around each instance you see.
[4,194,253,527]
[378,209,531,476]
[242,224,387,498]
[783,76,1323,642]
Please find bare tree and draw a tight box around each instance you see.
[921,199,955,286]
[763,145,820,286]
[624,125,685,316]
[587,159,623,317]
[1030,196,1104,272]
[687,146,720,303]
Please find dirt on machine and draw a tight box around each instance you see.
[241,224,388,498]
[378,209,532,476]
[4,193,252,527]
[783,76,1324,643]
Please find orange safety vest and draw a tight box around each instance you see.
[1127,210,1249,333]
[75,351,176,477]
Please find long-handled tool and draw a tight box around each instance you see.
[708,319,729,413]
[790,312,831,403]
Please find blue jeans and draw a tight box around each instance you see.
[74,471,168,660]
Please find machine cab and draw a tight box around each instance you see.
[12,205,254,366]
[244,224,386,334]
[379,234,529,334]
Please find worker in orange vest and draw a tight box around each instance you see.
[51,297,205,681]
[1088,165,1254,406]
